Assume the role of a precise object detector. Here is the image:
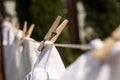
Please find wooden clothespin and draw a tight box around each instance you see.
[20,21,35,45]
[93,25,120,61]
[38,16,68,51]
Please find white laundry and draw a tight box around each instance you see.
[2,20,15,46]
[25,41,66,80]
[108,41,120,80]
[21,38,40,79]
[60,39,104,80]
[3,29,23,80]
[3,33,22,80]
[8,27,15,45]
[15,29,23,40]
[3,45,15,80]
[60,39,120,80]
[89,41,120,80]
[60,52,104,80]
[94,41,120,80]
[2,21,12,45]
[12,37,23,80]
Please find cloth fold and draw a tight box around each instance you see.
[60,39,104,80]
[25,41,66,80]
[60,39,120,80]
[22,38,40,79]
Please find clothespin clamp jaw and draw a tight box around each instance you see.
[38,31,57,51]
[20,21,35,45]
[38,16,68,51]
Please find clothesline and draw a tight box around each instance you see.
[27,39,92,50]
[54,43,91,50]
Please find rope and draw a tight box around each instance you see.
[28,39,92,50]
[54,43,92,50]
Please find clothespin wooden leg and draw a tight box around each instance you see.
[26,24,35,37]
[22,21,27,39]
[44,16,61,40]
[20,21,27,45]
[50,20,68,43]
[38,16,61,51]
[37,40,45,51]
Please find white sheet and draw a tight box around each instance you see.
[11,38,23,80]
[60,39,104,80]
[60,39,120,80]
[25,41,66,80]
[22,38,40,79]
[2,21,12,46]
[3,45,15,80]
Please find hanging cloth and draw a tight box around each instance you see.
[60,39,104,80]
[25,41,66,80]
[21,38,40,79]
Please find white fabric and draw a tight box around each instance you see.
[2,21,15,46]
[91,41,120,80]
[60,52,103,80]
[11,29,23,80]
[8,26,15,45]
[12,38,23,80]
[4,37,39,80]
[2,21,12,45]
[95,41,120,80]
[60,39,104,80]
[3,45,15,80]
[3,37,22,80]
[3,28,23,80]
[108,41,120,80]
[60,39,120,80]
[15,29,23,40]
[90,38,103,49]
[25,41,66,80]
[22,38,40,79]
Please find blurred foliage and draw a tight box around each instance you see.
[16,0,32,24]
[30,0,65,40]
[80,0,120,39]
[15,0,79,67]
[0,0,5,17]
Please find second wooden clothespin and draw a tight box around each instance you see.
[93,25,120,61]
[38,16,68,51]
[20,21,35,45]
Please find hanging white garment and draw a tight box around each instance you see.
[13,30,23,80]
[25,41,66,80]
[60,39,120,80]
[60,52,104,80]
[12,37,23,80]
[60,39,104,80]
[2,21,12,46]
[21,38,40,79]
[3,45,15,80]
[3,29,22,80]
[8,26,15,45]
[4,28,22,80]
[15,29,23,40]
[95,41,120,80]
[108,41,120,80]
